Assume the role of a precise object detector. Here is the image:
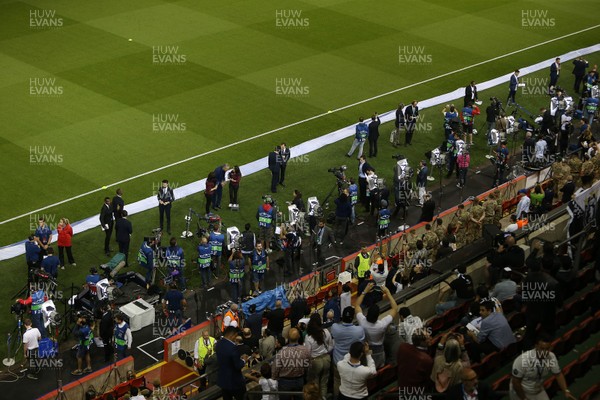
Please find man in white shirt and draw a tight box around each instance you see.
[23,318,41,380]
[534,136,547,166]
[515,190,530,219]
[337,341,377,400]
[398,307,423,344]
[504,215,520,233]
[355,283,398,368]
[510,333,575,400]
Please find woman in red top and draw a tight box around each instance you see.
[205,171,218,216]
[57,218,76,268]
[228,165,242,208]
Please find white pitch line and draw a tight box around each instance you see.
[2,24,599,226]
[137,346,159,362]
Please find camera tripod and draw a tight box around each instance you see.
[2,316,24,368]
[99,348,123,395]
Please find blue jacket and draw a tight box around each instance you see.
[355,122,369,141]
[509,74,519,91]
[25,241,40,262]
[138,241,154,268]
[42,255,60,278]
[209,231,225,256]
[216,338,246,391]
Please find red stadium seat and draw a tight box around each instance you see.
[491,374,511,392]
[580,383,600,400]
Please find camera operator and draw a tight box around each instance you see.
[25,235,41,272]
[559,111,573,155]
[416,160,428,206]
[486,98,500,145]
[493,141,509,186]
[377,200,391,239]
[442,104,459,143]
[392,175,410,220]
[71,314,94,375]
[163,282,186,330]
[166,237,186,291]
[17,289,48,338]
[334,189,352,245]
[137,237,156,286]
[256,196,275,253]
[23,318,41,380]
[366,168,380,215]
[281,224,301,276]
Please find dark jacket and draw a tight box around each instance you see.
[266,308,285,334]
[112,195,124,219]
[369,117,381,140]
[216,338,246,391]
[100,203,113,227]
[245,312,264,339]
[115,218,133,243]
[268,151,280,172]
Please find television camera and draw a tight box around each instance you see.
[392,154,414,183]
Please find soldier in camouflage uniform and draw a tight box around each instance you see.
[468,199,485,242]
[434,218,446,243]
[423,223,440,260]
[551,159,569,193]
[568,153,582,187]
[405,229,418,252]
[482,196,496,225]
[455,204,470,248]
[581,158,595,181]
[591,151,600,180]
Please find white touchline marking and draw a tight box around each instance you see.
[2,24,599,226]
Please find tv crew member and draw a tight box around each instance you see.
[72,314,94,375]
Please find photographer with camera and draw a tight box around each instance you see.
[256,196,275,253]
[71,314,94,375]
[166,237,186,291]
[377,200,391,239]
[209,224,225,277]
[358,156,373,210]
[366,168,380,215]
[228,250,245,302]
[282,223,302,276]
[163,282,186,330]
[197,236,212,288]
[251,242,269,294]
[486,98,500,145]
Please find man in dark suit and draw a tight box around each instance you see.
[445,368,496,400]
[464,81,478,108]
[507,70,520,106]
[368,113,381,157]
[266,300,285,337]
[358,155,373,209]
[404,100,419,145]
[244,304,263,340]
[115,210,133,267]
[157,179,175,234]
[572,57,589,93]
[99,302,114,362]
[216,326,247,400]
[314,218,335,266]
[268,146,280,193]
[100,197,114,256]
[112,188,124,242]
[549,57,561,94]
[419,193,436,223]
[278,143,291,187]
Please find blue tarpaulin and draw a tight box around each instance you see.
[241,286,289,318]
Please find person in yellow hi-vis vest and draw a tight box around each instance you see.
[355,247,371,286]
[194,329,216,388]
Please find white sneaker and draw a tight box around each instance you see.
[71,263,77,267]
[228,203,232,208]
